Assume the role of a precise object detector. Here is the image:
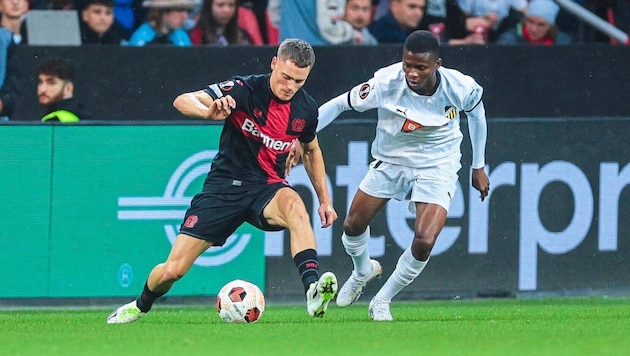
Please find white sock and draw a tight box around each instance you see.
[341,226,372,277]
[373,247,428,302]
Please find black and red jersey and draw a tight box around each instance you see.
[203,74,318,185]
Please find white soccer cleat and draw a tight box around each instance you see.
[336,260,382,307]
[106,300,145,324]
[368,297,393,321]
[306,272,338,318]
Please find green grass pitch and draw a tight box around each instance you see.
[1,297,629,355]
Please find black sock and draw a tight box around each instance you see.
[293,248,319,294]
[135,282,165,313]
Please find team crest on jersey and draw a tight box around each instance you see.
[444,106,458,120]
[184,215,198,228]
[291,118,305,132]
[358,83,371,99]
[219,80,235,91]
[253,107,263,118]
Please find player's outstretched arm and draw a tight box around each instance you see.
[173,90,235,121]
[467,100,490,201]
[301,137,337,227]
[317,92,351,132]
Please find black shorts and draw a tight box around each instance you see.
[179,178,292,246]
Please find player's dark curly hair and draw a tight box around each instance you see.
[36,58,75,82]
[277,38,315,68]
[404,30,440,56]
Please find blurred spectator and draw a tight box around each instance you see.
[373,0,390,19]
[0,0,29,44]
[113,0,146,33]
[37,58,92,123]
[81,0,131,44]
[496,0,571,45]
[368,0,426,43]
[0,27,19,121]
[238,0,271,44]
[456,0,527,42]
[238,4,263,44]
[344,0,379,44]
[419,0,491,45]
[128,0,195,46]
[266,0,279,43]
[279,0,354,45]
[189,0,255,45]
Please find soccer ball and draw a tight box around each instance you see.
[216,279,265,323]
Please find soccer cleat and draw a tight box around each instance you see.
[306,271,338,318]
[336,260,383,307]
[106,300,145,324]
[368,297,393,321]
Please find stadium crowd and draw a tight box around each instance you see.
[1,0,627,46]
[0,0,627,121]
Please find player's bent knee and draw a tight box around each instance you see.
[343,216,368,236]
[412,234,436,258]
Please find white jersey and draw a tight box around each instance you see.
[331,62,485,168]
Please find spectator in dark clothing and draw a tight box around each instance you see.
[420,0,492,45]
[369,0,426,43]
[81,0,131,44]
[37,59,92,123]
[496,0,571,45]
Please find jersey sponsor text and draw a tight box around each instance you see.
[241,118,293,151]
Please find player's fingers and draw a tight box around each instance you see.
[321,208,337,228]
[225,95,236,109]
[320,211,330,228]
[479,186,489,201]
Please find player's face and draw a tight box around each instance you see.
[269,57,311,101]
[37,74,70,106]
[82,5,114,35]
[402,50,441,94]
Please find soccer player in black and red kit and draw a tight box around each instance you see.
[107,38,339,323]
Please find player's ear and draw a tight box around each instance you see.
[270,56,278,71]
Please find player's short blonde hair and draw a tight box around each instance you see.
[277,38,315,68]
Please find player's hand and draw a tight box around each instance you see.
[206,95,236,120]
[472,167,490,202]
[318,203,337,228]
[284,139,302,177]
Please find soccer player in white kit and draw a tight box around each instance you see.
[317,30,490,321]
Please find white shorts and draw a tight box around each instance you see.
[358,158,461,213]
